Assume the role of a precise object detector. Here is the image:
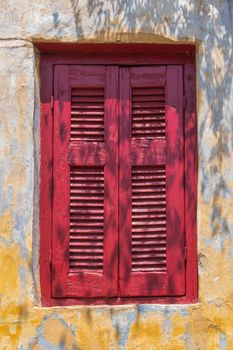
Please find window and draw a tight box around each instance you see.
[39,44,197,305]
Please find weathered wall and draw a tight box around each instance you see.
[0,1,233,349]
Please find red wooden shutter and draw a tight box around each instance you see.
[119,66,185,296]
[52,65,119,298]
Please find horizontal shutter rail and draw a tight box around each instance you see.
[70,127,104,132]
[132,167,165,172]
[133,253,166,259]
[70,237,103,244]
[132,230,166,235]
[70,202,103,207]
[131,87,165,95]
[131,129,165,134]
[131,230,166,236]
[71,117,104,123]
[71,113,104,118]
[132,92,165,99]
[71,130,104,136]
[70,257,103,261]
[132,260,166,267]
[132,260,166,266]
[69,202,104,208]
[132,224,166,231]
[70,123,104,130]
[70,241,103,247]
[70,262,103,266]
[72,88,105,96]
[70,171,104,177]
[69,213,104,219]
[132,266,166,271]
[133,189,166,195]
[71,111,104,116]
[133,184,166,189]
[132,122,165,128]
[132,203,166,209]
[132,246,166,252]
[70,183,104,189]
[70,191,104,197]
[132,100,165,107]
[132,94,164,100]
[70,185,104,191]
[70,168,104,174]
[71,119,104,127]
[131,96,164,102]
[133,220,166,226]
[70,263,103,270]
[71,100,104,106]
[132,186,166,192]
[70,227,104,233]
[132,208,165,214]
[69,208,104,214]
[131,133,165,138]
[133,213,166,219]
[131,131,165,137]
[71,97,104,103]
[70,136,104,142]
[132,239,166,245]
[132,106,165,112]
[132,197,166,202]
[71,221,103,230]
[70,188,104,195]
[131,116,165,122]
[70,196,103,202]
[69,166,104,272]
[132,110,165,115]
[71,87,105,142]
[70,248,103,254]
[133,180,166,187]
[70,177,104,183]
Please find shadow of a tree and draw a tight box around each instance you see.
[39,0,233,347]
[58,0,232,301]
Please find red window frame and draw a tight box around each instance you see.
[39,44,197,306]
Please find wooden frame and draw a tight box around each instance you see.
[39,43,197,306]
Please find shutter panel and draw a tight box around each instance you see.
[52,65,119,298]
[119,66,185,296]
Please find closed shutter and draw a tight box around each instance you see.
[119,66,185,296]
[52,65,119,298]
[51,64,186,299]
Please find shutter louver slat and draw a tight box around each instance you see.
[132,87,165,139]
[71,87,105,142]
[69,167,104,272]
[132,165,167,272]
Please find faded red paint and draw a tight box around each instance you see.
[40,45,197,306]
[119,66,185,297]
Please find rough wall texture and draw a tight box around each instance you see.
[0,0,233,349]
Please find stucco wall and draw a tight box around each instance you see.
[0,1,233,349]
